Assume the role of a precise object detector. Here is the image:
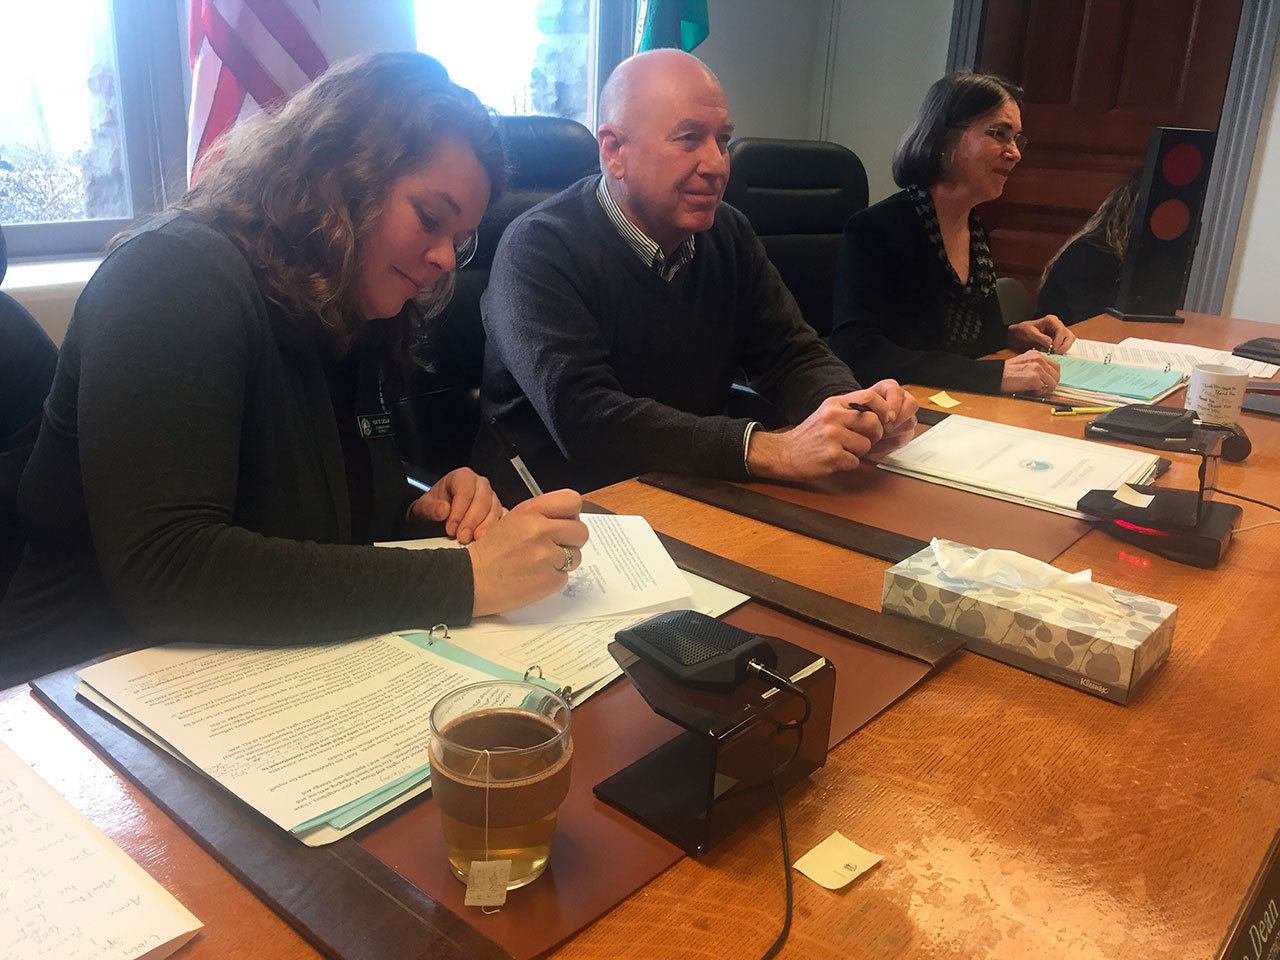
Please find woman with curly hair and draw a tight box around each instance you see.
[1,53,587,684]
[1038,170,1141,326]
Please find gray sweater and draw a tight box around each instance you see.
[0,214,474,685]
[475,176,860,501]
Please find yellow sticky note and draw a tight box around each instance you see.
[793,831,882,890]
[929,391,962,409]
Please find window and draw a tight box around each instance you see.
[416,0,629,128]
[0,0,187,259]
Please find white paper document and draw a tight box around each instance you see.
[378,514,695,626]
[497,514,693,624]
[0,741,202,960]
[1067,337,1279,378]
[877,415,1159,518]
[77,636,496,833]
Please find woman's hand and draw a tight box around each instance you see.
[1008,314,1075,354]
[468,490,589,617]
[1000,349,1061,394]
[407,467,504,544]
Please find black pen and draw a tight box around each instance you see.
[488,418,544,498]
[847,402,873,414]
[1010,393,1071,411]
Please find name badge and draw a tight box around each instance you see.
[356,413,394,440]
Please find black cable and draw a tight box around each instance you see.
[740,661,809,960]
[759,780,793,960]
[1208,487,1280,512]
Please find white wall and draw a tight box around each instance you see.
[321,0,416,60]
[1224,39,1280,325]
[696,0,826,139]
[818,0,954,203]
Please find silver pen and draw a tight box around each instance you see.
[488,417,544,498]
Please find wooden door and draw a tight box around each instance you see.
[976,0,1243,297]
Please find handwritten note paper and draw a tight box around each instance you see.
[793,831,882,890]
[0,742,201,960]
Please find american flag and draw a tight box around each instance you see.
[187,0,329,182]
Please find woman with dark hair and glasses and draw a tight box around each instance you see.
[829,73,1075,395]
[0,53,588,685]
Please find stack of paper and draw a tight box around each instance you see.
[1048,355,1185,406]
[877,415,1161,518]
[0,741,202,960]
[1067,337,1279,379]
[74,514,747,846]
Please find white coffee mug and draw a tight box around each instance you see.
[1185,363,1248,424]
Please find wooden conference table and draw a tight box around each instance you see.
[3,312,1278,959]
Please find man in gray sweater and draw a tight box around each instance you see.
[476,49,917,502]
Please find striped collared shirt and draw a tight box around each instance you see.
[596,178,697,281]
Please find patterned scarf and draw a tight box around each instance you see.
[906,184,996,353]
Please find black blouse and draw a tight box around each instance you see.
[829,189,1007,394]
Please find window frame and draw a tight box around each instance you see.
[2,0,188,260]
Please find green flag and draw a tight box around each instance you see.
[634,0,710,53]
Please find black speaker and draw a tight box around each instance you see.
[1109,127,1215,324]
[613,610,777,691]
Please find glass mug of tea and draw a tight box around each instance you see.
[429,680,573,890]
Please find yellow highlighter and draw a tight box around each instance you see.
[1051,405,1117,416]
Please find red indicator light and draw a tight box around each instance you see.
[1114,519,1171,537]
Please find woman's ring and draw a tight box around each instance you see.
[556,545,576,572]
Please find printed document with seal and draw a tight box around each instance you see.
[877,415,1160,518]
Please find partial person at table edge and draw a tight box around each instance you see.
[828,73,1075,397]
[1038,170,1140,327]
[0,53,588,687]
[475,49,918,505]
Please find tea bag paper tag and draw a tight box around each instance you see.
[793,832,881,890]
[465,859,512,907]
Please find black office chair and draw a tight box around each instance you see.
[389,116,599,483]
[0,224,59,597]
[722,137,869,426]
[723,137,868,338]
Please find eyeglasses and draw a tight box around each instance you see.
[985,124,1028,153]
[454,230,478,270]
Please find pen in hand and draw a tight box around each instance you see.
[488,418,544,499]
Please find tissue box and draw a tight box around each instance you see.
[881,541,1176,704]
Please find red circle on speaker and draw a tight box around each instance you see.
[1149,199,1191,241]
[1162,144,1203,185]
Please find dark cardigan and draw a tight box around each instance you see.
[828,190,1007,393]
[0,214,474,686]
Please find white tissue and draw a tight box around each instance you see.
[928,538,1127,614]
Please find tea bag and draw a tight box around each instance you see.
[464,748,510,910]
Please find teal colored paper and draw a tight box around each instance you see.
[400,630,559,689]
[1055,356,1182,400]
[291,763,432,833]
